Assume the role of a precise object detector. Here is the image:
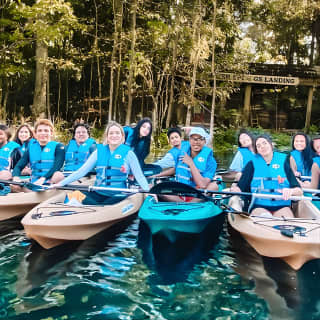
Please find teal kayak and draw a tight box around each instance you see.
[138,182,226,242]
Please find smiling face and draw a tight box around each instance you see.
[168,132,182,148]
[313,139,320,155]
[189,134,205,154]
[106,125,124,147]
[139,122,151,137]
[293,135,306,151]
[35,125,53,146]
[18,126,31,143]
[239,133,252,148]
[74,126,89,145]
[255,137,273,158]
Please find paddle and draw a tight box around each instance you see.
[303,188,320,194]
[0,178,29,187]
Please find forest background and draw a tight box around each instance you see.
[1,0,320,151]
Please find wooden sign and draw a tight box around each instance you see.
[217,73,299,86]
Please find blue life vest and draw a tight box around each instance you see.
[175,144,213,187]
[0,141,19,171]
[169,141,189,164]
[29,139,59,181]
[290,149,311,176]
[238,147,255,169]
[64,138,95,171]
[95,144,130,188]
[250,152,291,209]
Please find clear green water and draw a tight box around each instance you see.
[0,151,320,320]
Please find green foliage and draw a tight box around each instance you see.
[270,131,291,151]
[309,125,319,135]
[90,127,105,143]
[213,127,237,153]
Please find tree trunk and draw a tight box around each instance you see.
[126,0,137,125]
[166,3,181,128]
[33,40,48,118]
[209,0,217,146]
[185,0,202,127]
[109,0,123,122]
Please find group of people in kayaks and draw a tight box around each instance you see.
[0,117,319,216]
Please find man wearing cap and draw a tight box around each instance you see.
[175,127,218,190]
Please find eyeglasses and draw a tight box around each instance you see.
[190,137,205,142]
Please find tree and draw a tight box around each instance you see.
[16,0,81,118]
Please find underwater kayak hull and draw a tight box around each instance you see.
[227,196,320,270]
[22,191,144,249]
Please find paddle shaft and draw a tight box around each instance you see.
[198,188,320,202]
[0,179,27,186]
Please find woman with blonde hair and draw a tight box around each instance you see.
[54,121,149,204]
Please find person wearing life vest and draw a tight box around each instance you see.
[231,134,302,218]
[64,123,96,173]
[289,133,313,185]
[13,123,34,176]
[12,119,65,187]
[54,121,149,205]
[227,129,255,181]
[124,118,161,176]
[0,124,21,180]
[159,127,217,203]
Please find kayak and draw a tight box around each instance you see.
[21,191,144,249]
[0,176,94,221]
[138,182,226,242]
[227,196,320,270]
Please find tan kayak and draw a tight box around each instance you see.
[0,176,94,221]
[22,191,144,249]
[227,196,320,270]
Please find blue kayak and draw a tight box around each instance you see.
[138,182,225,242]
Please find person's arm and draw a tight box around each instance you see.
[12,150,30,177]
[125,150,149,191]
[307,162,320,189]
[234,161,254,192]
[56,150,98,186]
[281,157,303,199]
[154,152,175,169]
[44,143,65,179]
[229,151,243,172]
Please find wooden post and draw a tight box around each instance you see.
[243,85,251,126]
[305,86,314,133]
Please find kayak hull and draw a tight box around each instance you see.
[227,196,320,270]
[139,195,225,242]
[22,191,144,249]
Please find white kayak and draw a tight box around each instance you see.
[21,190,144,249]
[227,196,320,270]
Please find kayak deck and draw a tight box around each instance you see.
[22,191,144,249]
[228,197,320,270]
[139,195,225,242]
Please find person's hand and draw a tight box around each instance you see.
[12,176,22,183]
[33,177,46,186]
[301,180,311,188]
[281,188,292,200]
[180,152,193,167]
[230,185,241,193]
[21,167,32,176]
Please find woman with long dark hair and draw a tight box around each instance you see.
[124,118,161,175]
[290,132,313,180]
